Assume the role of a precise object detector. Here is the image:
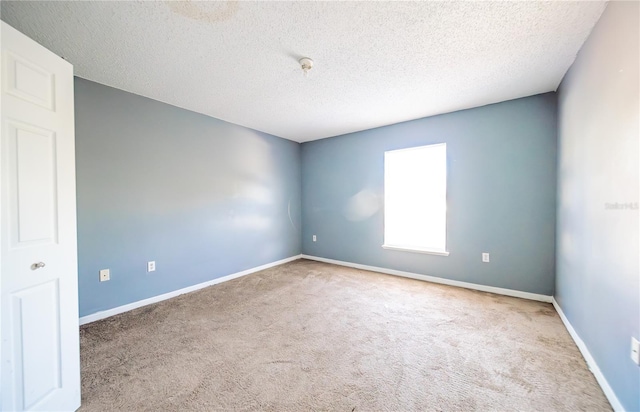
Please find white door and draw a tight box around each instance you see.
[0,22,81,411]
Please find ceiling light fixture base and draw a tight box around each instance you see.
[299,57,313,75]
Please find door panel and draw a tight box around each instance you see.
[9,121,58,246]
[5,51,55,111]
[12,280,62,410]
[1,21,80,411]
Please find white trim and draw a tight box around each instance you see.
[301,254,552,303]
[382,244,450,256]
[79,255,302,325]
[552,298,623,412]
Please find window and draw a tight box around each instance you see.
[383,143,448,256]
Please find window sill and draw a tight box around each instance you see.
[382,244,450,256]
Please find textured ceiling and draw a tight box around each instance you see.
[1,1,606,142]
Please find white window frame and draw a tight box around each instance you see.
[382,143,449,256]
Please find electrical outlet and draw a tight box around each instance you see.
[482,253,490,263]
[631,337,640,365]
[147,261,156,272]
[312,235,317,242]
[99,269,110,282]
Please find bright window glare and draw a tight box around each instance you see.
[384,143,447,253]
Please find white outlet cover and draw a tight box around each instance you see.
[312,235,317,242]
[147,261,156,272]
[632,337,640,365]
[482,253,490,263]
[99,269,110,282]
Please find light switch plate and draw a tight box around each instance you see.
[482,253,490,263]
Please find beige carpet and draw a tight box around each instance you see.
[79,259,610,411]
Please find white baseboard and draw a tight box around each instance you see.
[301,254,553,303]
[552,298,623,412]
[79,254,302,326]
[79,252,622,410]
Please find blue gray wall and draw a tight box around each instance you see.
[75,78,301,318]
[555,2,639,410]
[301,93,557,295]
